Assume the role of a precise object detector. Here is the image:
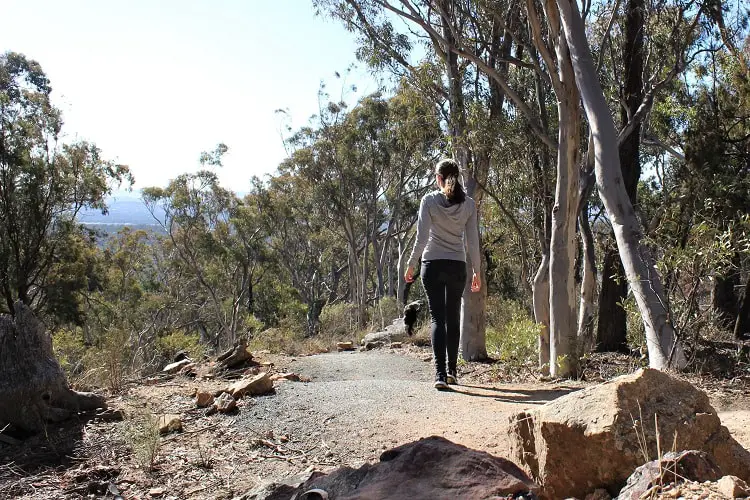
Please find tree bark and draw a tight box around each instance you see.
[556,0,687,370]
[597,246,629,352]
[0,302,106,432]
[544,0,581,378]
[597,0,645,353]
[533,252,551,373]
[734,272,750,340]
[713,271,738,330]
[577,195,597,354]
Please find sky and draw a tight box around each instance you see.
[0,1,384,194]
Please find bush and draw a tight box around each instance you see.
[368,296,401,331]
[319,302,360,337]
[52,328,87,376]
[155,330,204,362]
[485,298,539,365]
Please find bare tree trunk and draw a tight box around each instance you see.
[548,86,580,377]
[544,0,581,377]
[533,252,551,373]
[577,196,597,353]
[597,0,645,353]
[0,303,106,432]
[597,246,629,352]
[734,272,750,340]
[462,174,488,361]
[556,0,687,370]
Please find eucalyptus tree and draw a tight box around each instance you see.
[143,149,264,347]
[252,171,346,336]
[554,0,697,369]
[0,52,132,322]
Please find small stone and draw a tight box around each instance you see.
[227,372,273,398]
[195,391,214,408]
[148,487,165,497]
[270,372,301,382]
[390,342,403,348]
[215,392,237,413]
[364,340,385,350]
[162,359,191,374]
[717,475,749,498]
[157,414,182,434]
[336,341,355,351]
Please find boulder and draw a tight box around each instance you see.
[162,359,192,374]
[508,368,750,499]
[281,436,538,499]
[617,450,722,500]
[195,391,215,408]
[227,373,273,398]
[717,475,749,498]
[360,318,408,345]
[157,414,182,434]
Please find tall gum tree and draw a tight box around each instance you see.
[555,0,686,370]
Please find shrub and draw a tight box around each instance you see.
[319,302,360,337]
[485,298,539,365]
[52,328,87,376]
[155,330,204,362]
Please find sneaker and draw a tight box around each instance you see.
[447,370,458,385]
[434,373,449,390]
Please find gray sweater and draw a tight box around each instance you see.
[407,191,481,273]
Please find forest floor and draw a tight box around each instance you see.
[1,344,749,499]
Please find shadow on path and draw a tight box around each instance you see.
[448,384,582,404]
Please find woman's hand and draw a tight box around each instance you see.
[471,273,481,292]
[405,266,415,283]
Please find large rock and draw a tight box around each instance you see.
[360,318,408,345]
[508,368,750,499]
[277,436,538,499]
[227,372,273,398]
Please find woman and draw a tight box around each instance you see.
[405,158,481,390]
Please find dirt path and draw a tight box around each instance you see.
[239,350,750,483]
[242,351,582,465]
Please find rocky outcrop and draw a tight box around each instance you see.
[509,368,750,499]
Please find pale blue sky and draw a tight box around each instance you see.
[1,1,383,192]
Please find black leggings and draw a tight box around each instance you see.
[421,259,467,374]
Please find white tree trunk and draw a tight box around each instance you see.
[577,203,597,353]
[556,0,686,370]
[548,102,580,376]
[461,243,488,361]
[533,253,551,374]
[546,5,581,378]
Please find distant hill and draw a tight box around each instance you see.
[78,196,166,236]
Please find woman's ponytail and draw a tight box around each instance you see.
[436,158,466,204]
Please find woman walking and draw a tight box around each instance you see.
[405,158,481,390]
